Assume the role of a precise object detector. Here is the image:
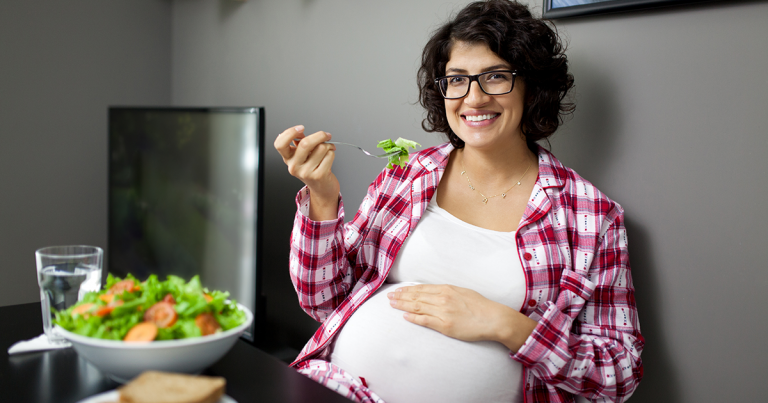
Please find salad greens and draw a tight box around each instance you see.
[53,273,246,341]
[377,137,421,169]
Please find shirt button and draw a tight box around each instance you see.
[527,299,537,307]
[523,252,532,261]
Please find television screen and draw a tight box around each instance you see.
[108,107,265,341]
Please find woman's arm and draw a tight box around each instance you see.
[513,211,643,402]
[288,165,392,322]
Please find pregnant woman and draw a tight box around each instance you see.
[273,1,643,402]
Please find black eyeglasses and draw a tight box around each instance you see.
[434,70,518,99]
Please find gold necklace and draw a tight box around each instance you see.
[460,154,533,204]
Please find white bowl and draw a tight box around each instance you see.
[57,304,253,383]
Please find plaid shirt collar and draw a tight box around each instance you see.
[414,141,568,189]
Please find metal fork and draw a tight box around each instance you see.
[293,139,399,158]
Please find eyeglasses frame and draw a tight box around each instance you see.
[434,70,518,100]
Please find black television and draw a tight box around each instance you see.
[107,107,265,342]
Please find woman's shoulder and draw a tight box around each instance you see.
[537,146,623,215]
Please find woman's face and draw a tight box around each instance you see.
[444,41,526,152]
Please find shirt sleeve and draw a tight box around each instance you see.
[288,170,389,322]
[513,207,644,402]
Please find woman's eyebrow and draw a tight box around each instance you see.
[445,64,512,74]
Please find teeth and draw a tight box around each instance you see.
[465,114,497,122]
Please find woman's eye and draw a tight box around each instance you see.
[448,76,468,86]
[487,72,512,82]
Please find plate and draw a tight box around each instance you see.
[77,389,237,403]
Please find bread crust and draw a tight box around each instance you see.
[118,371,226,403]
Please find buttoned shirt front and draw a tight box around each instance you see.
[289,142,643,403]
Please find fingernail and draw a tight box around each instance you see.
[389,299,397,306]
[395,288,402,293]
[295,125,304,132]
[387,292,394,299]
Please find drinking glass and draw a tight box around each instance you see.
[35,245,103,343]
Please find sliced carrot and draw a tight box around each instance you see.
[203,293,213,303]
[72,303,95,318]
[107,279,139,295]
[95,300,123,317]
[124,322,158,342]
[95,306,113,317]
[195,312,221,336]
[99,294,116,303]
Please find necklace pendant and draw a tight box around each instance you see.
[461,170,466,176]
[470,185,475,190]
[517,181,521,186]
[501,193,506,198]
[482,198,488,204]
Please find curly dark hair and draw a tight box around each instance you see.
[418,0,574,149]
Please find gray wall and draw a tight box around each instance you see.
[0,0,172,306]
[170,1,768,402]
[2,0,766,402]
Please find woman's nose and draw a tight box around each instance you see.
[464,81,490,106]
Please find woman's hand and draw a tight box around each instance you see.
[387,284,538,353]
[274,125,340,221]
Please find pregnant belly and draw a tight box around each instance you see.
[330,283,523,403]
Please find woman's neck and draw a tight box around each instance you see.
[458,142,537,189]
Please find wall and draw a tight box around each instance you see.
[0,0,172,306]
[545,2,767,402]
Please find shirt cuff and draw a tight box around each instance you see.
[295,186,344,232]
[511,301,572,372]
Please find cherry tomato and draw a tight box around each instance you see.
[162,294,176,305]
[108,280,139,295]
[195,313,221,336]
[143,302,178,328]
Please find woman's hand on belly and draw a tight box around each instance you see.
[387,284,538,353]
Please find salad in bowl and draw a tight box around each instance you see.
[54,273,247,342]
[53,274,252,382]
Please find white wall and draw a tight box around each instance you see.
[0,1,172,306]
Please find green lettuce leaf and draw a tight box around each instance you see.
[376,137,421,169]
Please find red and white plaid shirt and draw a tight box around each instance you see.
[289,143,643,403]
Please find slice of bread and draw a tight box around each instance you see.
[118,371,226,403]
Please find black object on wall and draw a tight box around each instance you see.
[543,0,721,19]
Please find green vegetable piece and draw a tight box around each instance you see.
[376,137,421,169]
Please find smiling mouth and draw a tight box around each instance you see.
[462,113,499,122]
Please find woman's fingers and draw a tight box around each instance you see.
[274,126,335,179]
[387,284,498,341]
[274,125,306,161]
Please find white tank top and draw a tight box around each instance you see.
[330,194,526,403]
